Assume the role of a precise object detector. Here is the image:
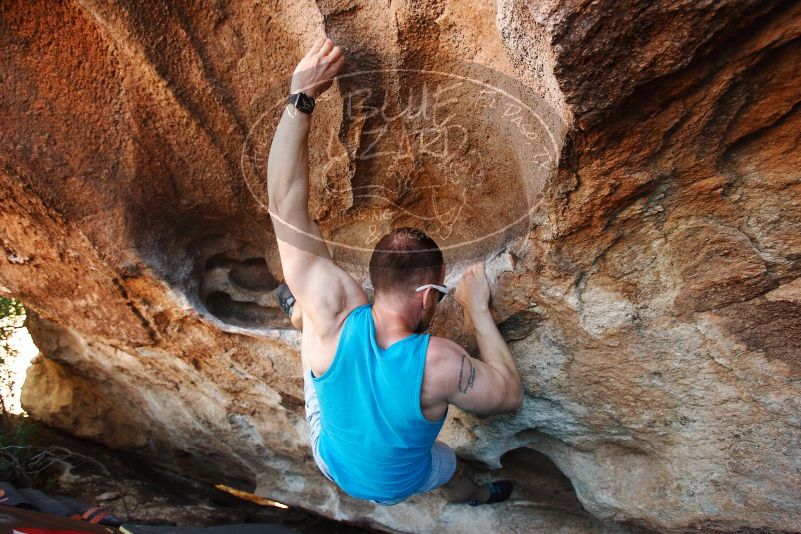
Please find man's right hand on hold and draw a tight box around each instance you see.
[455,262,491,315]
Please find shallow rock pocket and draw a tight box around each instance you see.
[194,238,291,331]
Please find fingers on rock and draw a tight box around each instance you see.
[320,38,335,56]
[328,45,344,61]
[309,36,325,55]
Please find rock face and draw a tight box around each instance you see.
[1,0,800,532]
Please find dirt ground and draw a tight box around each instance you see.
[9,417,380,533]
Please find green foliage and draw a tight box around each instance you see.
[0,296,26,414]
[0,297,32,485]
[0,296,25,359]
[0,297,25,322]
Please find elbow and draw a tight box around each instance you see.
[266,191,292,225]
[268,203,288,225]
[508,388,524,412]
[265,170,287,214]
[502,370,524,413]
[266,183,283,217]
[496,386,523,414]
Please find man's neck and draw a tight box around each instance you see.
[371,295,418,348]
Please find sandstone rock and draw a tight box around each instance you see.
[1,0,800,532]
[22,353,147,450]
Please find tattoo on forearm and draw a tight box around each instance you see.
[458,354,476,394]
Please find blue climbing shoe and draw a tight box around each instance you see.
[468,480,514,506]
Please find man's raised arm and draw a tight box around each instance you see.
[267,37,365,325]
[428,264,523,416]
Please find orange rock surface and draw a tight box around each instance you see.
[2,1,800,531]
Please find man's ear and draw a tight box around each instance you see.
[421,287,433,309]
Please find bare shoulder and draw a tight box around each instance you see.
[418,336,465,419]
[427,336,466,361]
[300,260,368,333]
[425,336,468,390]
[299,265,367,376]
[306,261,367,315]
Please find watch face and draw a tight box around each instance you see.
[300,93,315,112]
[290,92,315,113]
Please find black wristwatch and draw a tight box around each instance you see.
[288,91,315,114]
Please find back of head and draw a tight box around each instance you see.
[369,227,444,299]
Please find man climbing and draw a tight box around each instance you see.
[267,36,523,506]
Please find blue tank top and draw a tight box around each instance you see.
[311,303,447,501]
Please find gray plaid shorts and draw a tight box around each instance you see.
[303,369,457,505]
